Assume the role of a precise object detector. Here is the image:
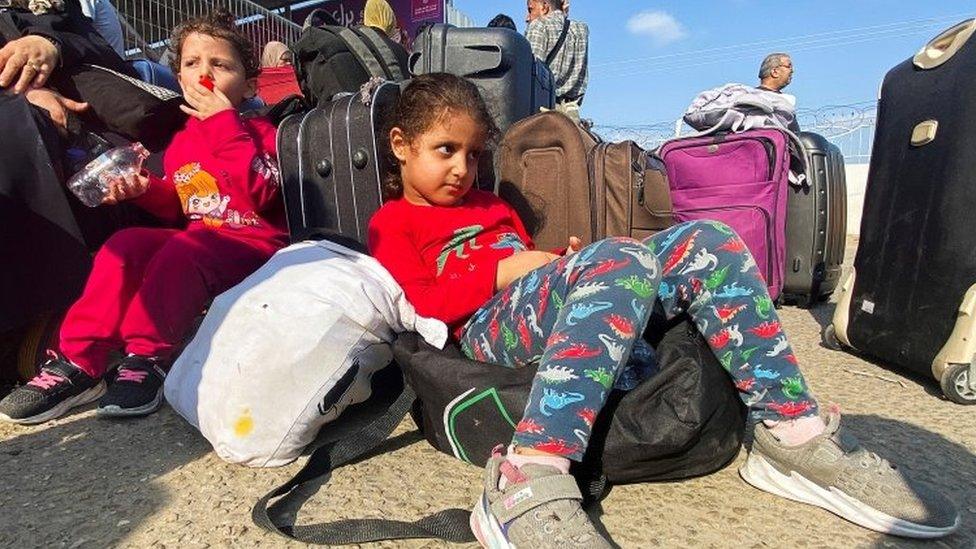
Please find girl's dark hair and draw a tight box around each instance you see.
[383,73,499,199]
[168,9,260,79]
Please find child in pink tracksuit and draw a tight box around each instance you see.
[0,9,286,424]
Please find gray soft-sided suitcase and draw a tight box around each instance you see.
[828,19,976,404]
[782,132,847,307]
[277,82,399,243]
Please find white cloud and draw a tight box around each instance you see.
[626,10,687,46]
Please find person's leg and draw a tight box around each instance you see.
[643,220,818,426]
[645,221,959,538]
[460,237,659,549]
[119,230,275,360]
[0,227,177,424]
[59,227,178,377]
[99,230,275,416]
[461,236,659,459]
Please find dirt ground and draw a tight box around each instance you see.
[1,237,974,549]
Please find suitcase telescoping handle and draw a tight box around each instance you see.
[913,18,976,70]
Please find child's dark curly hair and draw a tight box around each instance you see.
[168,8,260,79]
[383,73,499,200]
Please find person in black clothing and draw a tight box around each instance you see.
[0,0,140,333]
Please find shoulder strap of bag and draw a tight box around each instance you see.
[352,26,406,81]
[546,18,572,65]
[251,380,476,545]
[335,26,392,80]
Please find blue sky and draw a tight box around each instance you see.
[453,1,975,127]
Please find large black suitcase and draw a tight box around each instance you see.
[828,19,976,404]
[277,81,400,243]
[782,132,847,307]
[409,24,555,135]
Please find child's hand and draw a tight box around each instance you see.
[496,250,561,290]
[103,170,149,205]
[564,236,582,256]
[180,77,233,120]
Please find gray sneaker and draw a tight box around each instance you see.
[470,448,612,549]
[740,411,960,538]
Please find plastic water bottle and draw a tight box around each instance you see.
[67,142,150,207]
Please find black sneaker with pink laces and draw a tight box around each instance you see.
[0,351,105,425]
[97,355,167,418]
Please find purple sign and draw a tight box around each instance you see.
[288,0,445,49]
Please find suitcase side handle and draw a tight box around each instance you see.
[913,18,976,70]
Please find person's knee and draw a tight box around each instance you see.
[96,227,166,268]
[682,220,741,244]
[582,237,661,276]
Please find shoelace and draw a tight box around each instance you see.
[116,368,150,383]
[27,370,67,390]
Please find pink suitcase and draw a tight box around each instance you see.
[659,129,791,300]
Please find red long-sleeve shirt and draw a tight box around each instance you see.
[134,109,288,253]
[368,190,535,337]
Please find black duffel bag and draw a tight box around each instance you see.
[252,316,747,545]
[399,316,748,484]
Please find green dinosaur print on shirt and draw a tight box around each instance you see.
[437,225,484,275]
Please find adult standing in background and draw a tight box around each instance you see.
[525,0,588,121]
[756,52,799,131]
[256,40,301,105]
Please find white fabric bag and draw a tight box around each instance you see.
[683,82,797,134]
[164,239,447,467]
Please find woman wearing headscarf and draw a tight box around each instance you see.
[363,0,400,42]
[256,40,301,105]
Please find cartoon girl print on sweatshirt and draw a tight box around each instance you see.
[173,163,260,228]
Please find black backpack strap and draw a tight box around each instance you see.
[251,376,476,545]
[335,26,392,81]
[546,18,572,65]
[352,26,406,82]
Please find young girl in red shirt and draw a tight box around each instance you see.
[368,74,957,547]
[0,10,287,424]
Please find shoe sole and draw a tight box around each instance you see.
[96,386,164,418]
[0,381,106,425]
[740,453,960,539]
[470,492,515,549]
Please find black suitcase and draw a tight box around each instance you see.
[782,132,847,307]
[828,19,976,404]
[409,24,555,135]
[277,81,400,243]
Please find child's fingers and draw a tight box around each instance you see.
[179,104,203,119]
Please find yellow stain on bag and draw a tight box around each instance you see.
[234,409,254,437]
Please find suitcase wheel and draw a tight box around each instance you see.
[940,362,976,405]
[821,324,844,351]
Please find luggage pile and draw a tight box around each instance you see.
[167,14,976,547]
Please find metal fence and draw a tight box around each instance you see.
[594,102,878,164]
[115,0,302,62]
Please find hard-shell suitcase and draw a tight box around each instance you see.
[828,19,976,404]
[497,111,672,251]
[782,132,847,307]
[409,24,555,135]
[659,129,790,300]
[277,81,399,243]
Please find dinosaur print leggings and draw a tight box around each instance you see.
[458,220,819,461]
